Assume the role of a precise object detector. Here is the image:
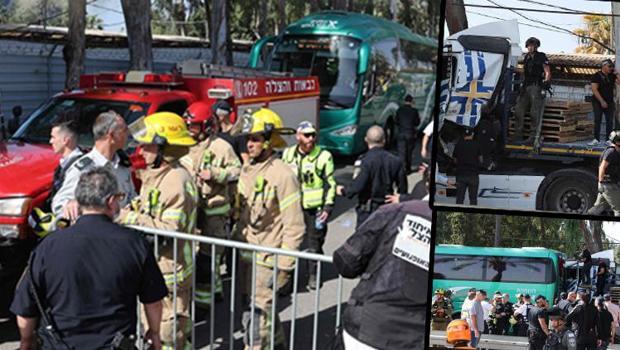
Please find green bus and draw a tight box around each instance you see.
[248,11,437,155]
[432,245,566,317]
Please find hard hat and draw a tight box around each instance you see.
[241,108,291,149]
[435,288,446,295]
[212,100,233,114]
[129,112,196,147]
[610,130,620,144]
[183,101,213,125]
[525,37,541,48]
[446,319,471,345]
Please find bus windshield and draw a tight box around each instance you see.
[12,98,148,147]
[434,254,555,284]
[270,35,360,110]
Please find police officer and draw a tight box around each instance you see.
[53,110,135,221]
[394,94,420,173]
[333,200,431,350]
[432,288,453,331]
[282,120,337,290]
[118,112,198,350]
[454,127,482,205]
[565,293,599,350]
[180,101,242,308]
[12,168,167,350]
[514,37,551,143]
[528,295,550,350]
[233,108,305,350]
[588,130,620,216]
[546,307,577,350]
[337,125,408,228]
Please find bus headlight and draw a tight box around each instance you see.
[331,125,357,137]
[0,197,31,216]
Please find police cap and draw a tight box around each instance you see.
[525,37,541,48]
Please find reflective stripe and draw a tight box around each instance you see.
[163,265,193,285]
[302,188,324,209]
[216,168,227,183]
[185,182,198,200]
[123,211,139,225]
[162,209,187,228]
[279,191,301,211]
[204,203,231,216]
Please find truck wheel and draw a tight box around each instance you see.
[540,169,597,214]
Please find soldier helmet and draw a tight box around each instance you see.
[609,130,620,144]
[525,37,541,48]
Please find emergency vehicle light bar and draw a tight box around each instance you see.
[207,88,233,99]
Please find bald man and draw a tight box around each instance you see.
[337,126,408,227]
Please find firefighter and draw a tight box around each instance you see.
[513,36,551,143]
[432,288,453,331]
[118,112,198,350]
[233,108,305,350]
[181,101,242,308]
[282,120,337,290]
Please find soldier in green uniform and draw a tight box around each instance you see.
[431,288,453,331]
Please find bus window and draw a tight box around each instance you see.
[399,40,435,73]
[433,255,486,280]
[371,38,399,96]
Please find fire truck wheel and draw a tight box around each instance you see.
[540,169,597,214]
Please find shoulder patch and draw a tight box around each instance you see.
[74,156,94,170]
[392,214,431,271]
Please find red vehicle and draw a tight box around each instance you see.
[0,63,319,314]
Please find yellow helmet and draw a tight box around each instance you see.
[240,108,292,149]
[28,208,69,237]
[129,112,196,147]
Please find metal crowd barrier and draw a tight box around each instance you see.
[130,225,345,350]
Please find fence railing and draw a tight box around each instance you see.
[129,225,344,350]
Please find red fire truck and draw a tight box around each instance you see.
[0,61,319,314]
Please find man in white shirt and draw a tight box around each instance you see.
[605,294,620,343]
[46,121,83,211]
[461,288,477,322]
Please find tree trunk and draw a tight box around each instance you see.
[364,0,374,15]
[277,0,287,34]
[445,0,468,35]
[494,215,501,247]
[389,0,398,21]
[332,0,347,11]
[581,220,605,253]
[257,0,268,38]
[121,0,153,70]
[204,0,211,40]
[211,0,232,65]
[172,0,186,36]
[310,0,321,13]
[64,0,86,90]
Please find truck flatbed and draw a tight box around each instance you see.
[505,139,606,159]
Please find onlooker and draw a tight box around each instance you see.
[596,262,609,297]
[46,121,83,212]
[394,94,420,172]
[11,168,167,349]
[590,59,620,144]
[502,293,514,335]
[468,290,487,348]
[453,128,482,205]
[527,295,550,350]
[482,293,493,334]
[558,292,570,313]
[566,293,599,350]
[461,288,477,325]
[603,294,620,342]
[567,292,579,315]
[597,297,614,349]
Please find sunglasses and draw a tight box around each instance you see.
[303,133,317,139]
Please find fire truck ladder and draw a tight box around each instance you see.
[178,60,293,79]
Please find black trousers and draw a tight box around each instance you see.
[593,101,615,141]
[456,173,479,205]
[355,202,382,229]
[528,331,546,350]
[302,208,327,277]
[397,133,415,172]
[576,340,597,350]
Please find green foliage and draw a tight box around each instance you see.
[1,0,68,26]
[435,212,588,259]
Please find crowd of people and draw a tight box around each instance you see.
[10,94,429,350]
[432,286,620,350]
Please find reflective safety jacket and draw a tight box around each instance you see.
[234,155,304,270]
[282,145,336,210]
[180,136,241,217]
[118,162,198,287]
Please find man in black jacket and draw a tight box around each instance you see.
[337,125,408,227]
[333,200,431,350]
[566,293,600,350]
[394,94,420,173]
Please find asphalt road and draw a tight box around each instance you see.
[0,146,425,350]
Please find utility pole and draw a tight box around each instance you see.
[613,2,620,127]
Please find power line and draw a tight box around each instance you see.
[513,0,589,16]
[458,2,619,17]
[467,10,568,35]
[482,0,614,53]
[4,0,101,32]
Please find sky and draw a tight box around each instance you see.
[461,0,613,53]
[86,0,125,32]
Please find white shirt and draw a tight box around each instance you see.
[52,148,136,217]
[461,297,474,320]
[606,301,620,327]
[423,120,434,137]
[59,148,83,168]
[482,300,493,321]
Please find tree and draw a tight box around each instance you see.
[574,15,612,54]
[121,0,153,70]
[64,0,86,90]
[445,0,467,35]
[580,220,605,253]
[211,0,232,65]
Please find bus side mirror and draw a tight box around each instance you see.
[248,35,276,69]
[357,43,370,75]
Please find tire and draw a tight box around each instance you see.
[540,169,597,214]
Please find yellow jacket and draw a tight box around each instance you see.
[234,155,304,270]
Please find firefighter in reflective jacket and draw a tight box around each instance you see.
[282,120,336,290]
[233,108,305,350]
[333,200,432,350]
[180,101,242,308]
[432,288,453,331]
[118,112,198,350]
